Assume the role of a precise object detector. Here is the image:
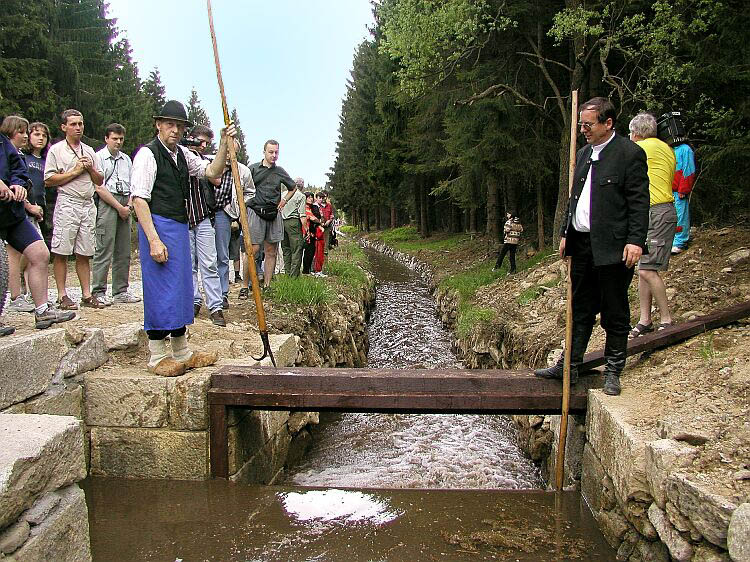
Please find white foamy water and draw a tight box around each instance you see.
[285,250,543,490]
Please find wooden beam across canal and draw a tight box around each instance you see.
[208,301,750,478]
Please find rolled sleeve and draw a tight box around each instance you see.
[130,147,157,201]
[180,145,209,179]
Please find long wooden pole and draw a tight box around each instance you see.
[555,89,578,490]
[206,0,276,367]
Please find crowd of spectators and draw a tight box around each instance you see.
[1,109,337,335]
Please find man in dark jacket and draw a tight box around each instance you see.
[535,97,649,396]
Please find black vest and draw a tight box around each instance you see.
[146,138,190,223]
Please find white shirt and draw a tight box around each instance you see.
[573,131,616,232]
[44,140,102,199]
[96,147,132,195]
[130,138,210,201]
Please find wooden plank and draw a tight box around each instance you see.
[580,300,750,370]
[209,403,228,479]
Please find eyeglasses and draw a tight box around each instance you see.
[577,121,597,131]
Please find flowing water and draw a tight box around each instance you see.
[282,249,543,490]
[84,246,616,561]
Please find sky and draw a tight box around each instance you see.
[106,1,375,188]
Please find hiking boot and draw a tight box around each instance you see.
[35,307,76,329]
[211,310,226,327]
[238,287,249,300]
[7,295,35,313]
[222,295,229,310]
[603,374,621,396]
[0,322,16,337]
[534,325,593,384]
[81,294,106,309]
[194,303,201,317]
[113,292,141,304]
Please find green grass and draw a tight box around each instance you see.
[339,225,357,234]
[698,334,718,360]
[456,303,496,338]
[269,275,334,305]
[373,226,468,252]
[440,263,501,301]
[324,238,370,289]
[516,278,558,306]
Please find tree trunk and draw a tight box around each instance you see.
[536,176,545,250]
[486,175,500,240]
[375,206,382,230]
[468,208,477,233]
[364,207,370,232]
[414,181,422,234]
[420,179,430,237]
[390,204,397,228]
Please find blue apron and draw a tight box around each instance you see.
[139,214,194,331]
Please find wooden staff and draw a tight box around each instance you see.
[206,0,276,367]
[555,89,578,490]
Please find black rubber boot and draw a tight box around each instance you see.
[602,334,627,396]
[534,325,593,384]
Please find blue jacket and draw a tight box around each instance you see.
[0,133,29,227]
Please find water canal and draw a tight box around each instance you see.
[83,247,615,561]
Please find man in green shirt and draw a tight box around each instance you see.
[281,177,308,277]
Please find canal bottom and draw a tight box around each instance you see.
[82,477,616,561]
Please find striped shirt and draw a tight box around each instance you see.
[215,169,233,209]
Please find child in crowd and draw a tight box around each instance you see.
[494,211,523,274]
[26,122,52,247]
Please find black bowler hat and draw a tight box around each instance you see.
[153,100,193,127]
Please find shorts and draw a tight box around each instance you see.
[639,202,677,271]
[1,217,43,253]
[229,225,241,260]
[51,194,97,256]
[247,208,283,246]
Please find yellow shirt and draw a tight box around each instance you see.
[636,137,676,206]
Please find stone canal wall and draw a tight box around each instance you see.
[361,239,747,562]
[0,414,91,561]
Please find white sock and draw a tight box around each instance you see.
[147,339,169,368]
[35,303,49,314]
[171,335,193,362]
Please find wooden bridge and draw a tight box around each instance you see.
[208,301,750,478]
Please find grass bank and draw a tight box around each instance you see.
[364,225,552,335]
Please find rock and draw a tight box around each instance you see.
[21,385,84,419]
[586,392,652,503]
[63,324,86,345]
[721,267,733,274]
[692,544,731,561]
[666,500,703,541]
[635,538,670,562]
[727,249,750,266]
[7,484,91,562]
[666,472,737,549]
[646,439,699,508]
[539,272,559,286]
[287,411,319,434]
[84,373,168,428]
[734,470,750,481]
[682,310,703,320]
[0,330,69,410]
[666,287,678,299]
[89,427,208,480]
[656,421,712,445]
[597,508,631,544]
[0,520,30,555]
[0,414,86,530]
[168,372,211,430]
[102,321,144,351]
[648,503,694,561]
[22,492,62,525]
[728,503,750,562]
[56,328,108,379]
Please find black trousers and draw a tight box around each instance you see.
[495,243,517,272]
[568,231,634,341]
[301,237,316,274]
[147,326,186,341]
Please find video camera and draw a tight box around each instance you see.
[657,111,688,146]
[179,134,203,148]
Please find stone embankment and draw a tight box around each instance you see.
[0,275,374,559]
[361,237,749,562]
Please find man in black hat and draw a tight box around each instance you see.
[131,100,235,376]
